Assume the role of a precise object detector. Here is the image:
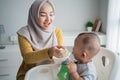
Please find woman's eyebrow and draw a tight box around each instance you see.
[39,12,46,14]
[40,11,54,14]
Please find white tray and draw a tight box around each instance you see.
[25,64,60,80]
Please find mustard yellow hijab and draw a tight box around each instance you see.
[17,0,57,50]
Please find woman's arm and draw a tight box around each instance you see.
[18,27,64,65]
[18,35,51,64]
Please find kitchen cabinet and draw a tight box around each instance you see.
[64,31,106,47]
[0,45,22,80]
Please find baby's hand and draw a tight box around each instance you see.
[66,62,77,74]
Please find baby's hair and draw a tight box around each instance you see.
[77,32,100,45]
[77,32,100,41]
[76,32,100,57]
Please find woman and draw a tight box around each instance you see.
[16,0,64,80]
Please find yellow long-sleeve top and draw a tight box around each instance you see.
[17,27,64,80]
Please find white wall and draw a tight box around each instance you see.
[100,0,108,33]
[0,0,34,44]
[0,0,107,44]
[52,0,100,32]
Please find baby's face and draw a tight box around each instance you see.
[73,37,84,62]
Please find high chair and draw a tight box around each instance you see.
[24,47,119,80]
[93,47,120,80]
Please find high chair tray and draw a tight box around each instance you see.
[25,64,60,80]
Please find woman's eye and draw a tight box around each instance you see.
[50,14,54,17]
[40,14,46,17]
[50,13,54,16]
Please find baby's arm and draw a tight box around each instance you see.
[66,62,84,80]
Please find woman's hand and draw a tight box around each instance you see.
[48,46,66,58]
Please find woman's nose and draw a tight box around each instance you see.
[46,15,50,22]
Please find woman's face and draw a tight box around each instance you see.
[38,2,55,30]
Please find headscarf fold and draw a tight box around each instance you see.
[17,0,57,50]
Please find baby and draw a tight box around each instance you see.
[66,32,100,80]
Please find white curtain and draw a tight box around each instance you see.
[106,0,120,54]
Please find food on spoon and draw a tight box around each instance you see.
[59,48,68,57]
[53,48,70,64]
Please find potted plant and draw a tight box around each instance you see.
[85,21,93,32]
